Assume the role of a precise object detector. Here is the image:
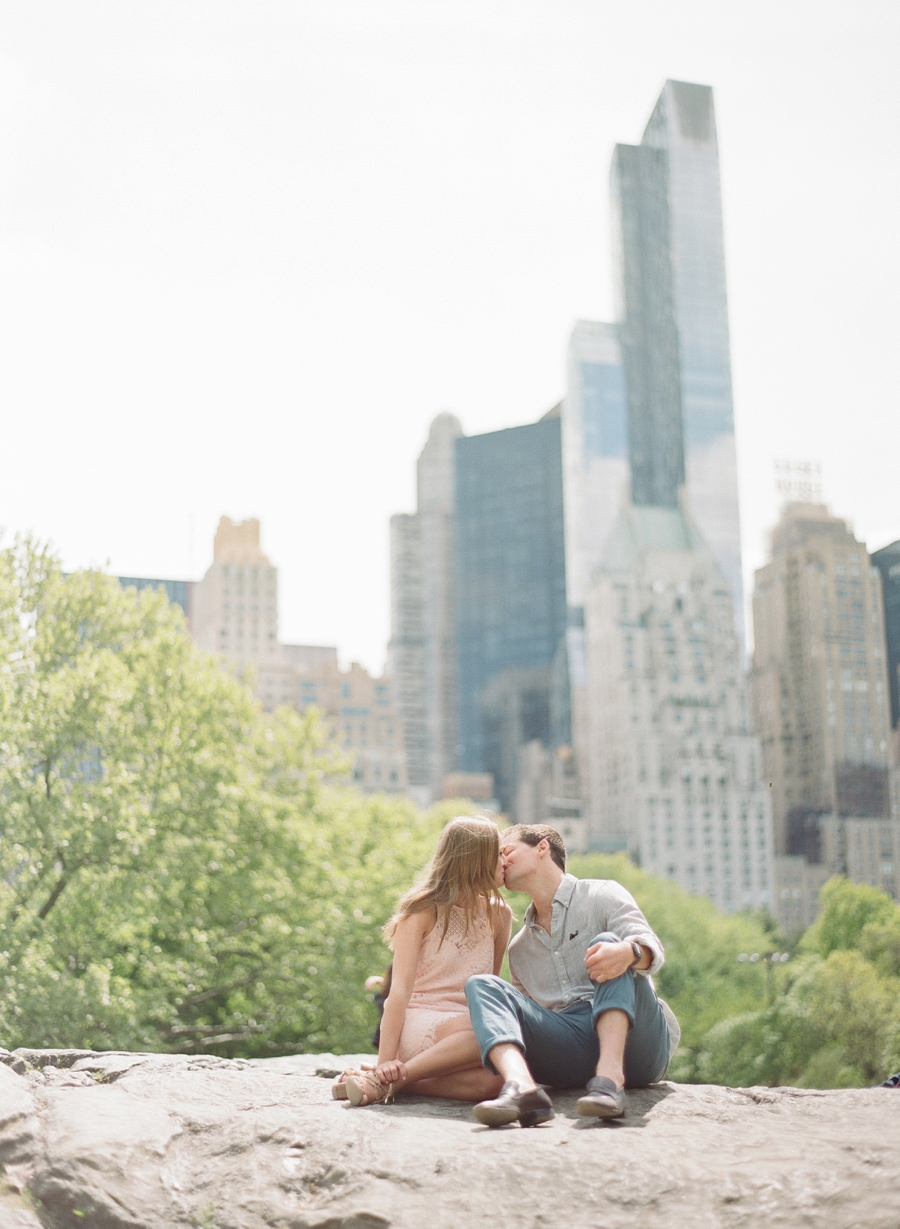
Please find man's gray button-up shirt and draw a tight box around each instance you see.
[507,873,665,1012]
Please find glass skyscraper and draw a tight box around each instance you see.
[611,80,744,646]
[561,321,630,612]
[870,539,900,730]
[455,413,568,810]
[117,576,194,621]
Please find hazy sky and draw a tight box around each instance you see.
[1,1,898,670]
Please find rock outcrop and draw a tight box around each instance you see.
[0,1048,898,1228]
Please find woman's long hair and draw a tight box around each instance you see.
[384,817,503,945]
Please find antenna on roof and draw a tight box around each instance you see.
[773,458,823,505]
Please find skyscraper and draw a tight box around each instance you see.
[192,517,292,708]
[455,412,568,813]
[388,413,462,805]
[751,503,893,854]
[750,504,898,923]
[611,80,744,645]
[870,540,900,733]
[561,321,630,611]
[584,502,773,912]
[117,576,196,626]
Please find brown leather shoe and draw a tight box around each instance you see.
[473,1081,555,1128]
[576,1076,626,1118]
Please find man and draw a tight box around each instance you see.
[465,824,679,1127]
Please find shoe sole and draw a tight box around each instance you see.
[331,1083,349,1100]
[576,1096,625,1119]
[344,1078,368,1107]
[472,1103,521,1126]
[473,1104,555,1128]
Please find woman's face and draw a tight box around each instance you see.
[493,849,505,888]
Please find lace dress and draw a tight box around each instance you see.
[397,905,494,1062]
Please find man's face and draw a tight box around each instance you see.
[501,837,543,891]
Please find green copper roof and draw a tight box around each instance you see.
[599,503,709,574]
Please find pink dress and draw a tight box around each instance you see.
[397,904,495,1062]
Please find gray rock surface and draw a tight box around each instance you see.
[0,1048,898,1228]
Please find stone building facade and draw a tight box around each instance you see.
[750,502,898,928]
[388,413,461,806]
[191,517,407,794]
[585,502,773,914]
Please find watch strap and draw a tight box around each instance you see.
[629,941,643,969]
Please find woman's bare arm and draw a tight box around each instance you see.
[376,910,431,1069]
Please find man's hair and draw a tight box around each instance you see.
[501,824,566,871]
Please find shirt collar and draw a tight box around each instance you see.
[554,873,577,906]
[524,872,577,926]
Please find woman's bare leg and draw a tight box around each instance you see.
[348,1015,499,1104]
[395,1021,482,1086]
[397,1017,501,1100]
[405,1067,503,1102]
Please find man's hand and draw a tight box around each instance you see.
[374,1059,408,1086]
[584,939,637,984]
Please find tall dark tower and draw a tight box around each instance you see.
[871,540,900,731]
[611,80,744,645]
[454,413,568,812]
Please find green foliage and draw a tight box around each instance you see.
[567,854,778,1079]
[695,949,900,1087]
[693,879,900,1087]
[799,876,900,958]
[0,539,438,1055]
[858,914,900,979]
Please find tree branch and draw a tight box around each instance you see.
[37,870,69,920]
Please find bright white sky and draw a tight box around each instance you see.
[1,1,898,671]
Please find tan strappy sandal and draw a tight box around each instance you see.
[344,1070,395,1106]
[332,1062,376,1099]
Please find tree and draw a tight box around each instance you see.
[0,541,438,1055]
[694,879,900,1088]
[799,876,900,959]
[695,948,900,1088]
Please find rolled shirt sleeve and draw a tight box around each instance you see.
[596,881,665,976]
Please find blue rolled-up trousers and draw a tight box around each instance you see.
[465,931,671,1089]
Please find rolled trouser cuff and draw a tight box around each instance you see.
[479,1035,526,1074]
[465,974,528,1071]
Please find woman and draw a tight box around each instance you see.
[337,816,510,1105]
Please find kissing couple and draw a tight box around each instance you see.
[334,818,680,1126]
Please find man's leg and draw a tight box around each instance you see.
[465,974,593,1127]
[623,962,672,1087]
[487,1042,537,1091]
[595,1008,630,1088]
[577,932,671,1118]
[464,973,551,1102]
[465,974,599,1088]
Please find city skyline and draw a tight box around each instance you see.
[0,4,897,674]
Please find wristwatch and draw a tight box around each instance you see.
[628,941,643,969]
